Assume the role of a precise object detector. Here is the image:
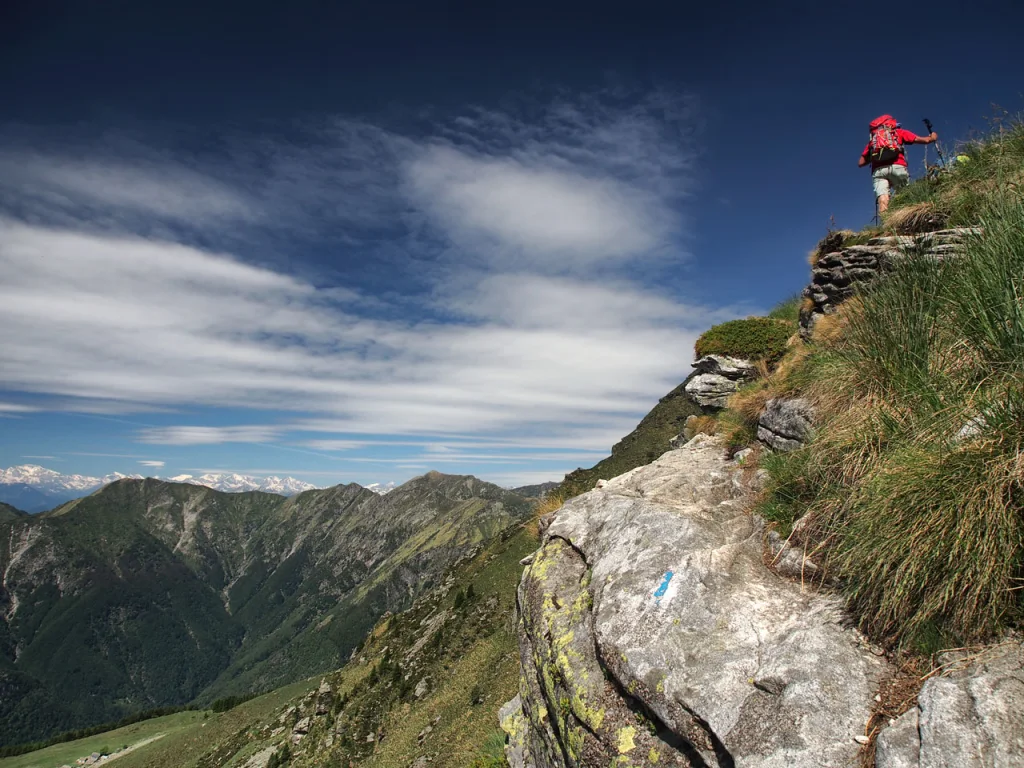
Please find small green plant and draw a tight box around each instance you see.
[470,730,508,767]
[694,317,794,364]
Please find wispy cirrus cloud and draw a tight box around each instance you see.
[138,460,166,468]
[138,426,283,445]
[1,152,254,228]
[0,88,740,484]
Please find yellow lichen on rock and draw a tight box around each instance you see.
[617,725,637,754]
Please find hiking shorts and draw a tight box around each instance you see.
[872,165,909,198]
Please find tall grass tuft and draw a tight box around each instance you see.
[760,191,1024,646]
[470,731,509,768]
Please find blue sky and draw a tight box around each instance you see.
[1,0,1022,488]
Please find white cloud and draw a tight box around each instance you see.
[138,460,166,468]
[401,91,695,273]
[0,403,38,412]
[138,426,282,445]
[405,146,662,265]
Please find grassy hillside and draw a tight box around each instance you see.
[712,118,1024,651]
[10,524,539,768]
[0,473,531,745]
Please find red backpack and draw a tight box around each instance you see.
[868,115,903,165]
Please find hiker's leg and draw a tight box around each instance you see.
[890,165,909,195]
[872,168,891,213]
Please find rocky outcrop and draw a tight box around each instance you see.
[503,435,889,767]
[800,228,981,339]
[684,355,757,408]
[875,642,1024,767]
[757,398,815,452]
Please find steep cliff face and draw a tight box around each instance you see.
[503,436,889,767]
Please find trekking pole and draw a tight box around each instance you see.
[923,119,946,167]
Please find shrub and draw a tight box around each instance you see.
[694,317,794,364]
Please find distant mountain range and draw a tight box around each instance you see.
[0,471,531,744]
[0,465,402,513]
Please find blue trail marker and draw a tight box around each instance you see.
[653,570,674,605]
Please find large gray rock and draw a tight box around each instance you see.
[875,642,1024,767]
[684,373,741,408]
[757,398,815,452]
[503,435,888,767]
[684,355,757,408]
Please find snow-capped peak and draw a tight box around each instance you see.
[0,464,138,493]
[165,472,317,495]
[364,481,396,495]
[0,464,319,501]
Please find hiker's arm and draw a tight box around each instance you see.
[912,133,938,144]
[858,155,868,167]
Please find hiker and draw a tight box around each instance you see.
[858,115,937,214]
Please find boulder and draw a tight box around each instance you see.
[685,373,741,409]
[757,398,814,452]
[503,435,888,767]
[875,642,1024,767]
[684,355,757,409]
